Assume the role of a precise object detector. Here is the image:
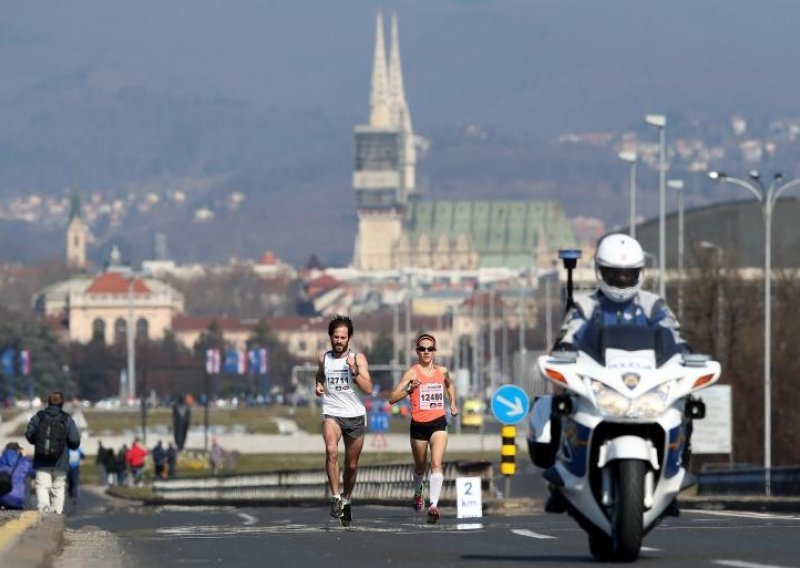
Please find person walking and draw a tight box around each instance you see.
[209,438,225,476]
[152,440,166,480]
[66,446,85,507]
[103,446,117,486]
[0,442,35,510]
[24,391,81,514]
[389,333,459,524]
[95,442,107,486]
[116,445,128,487]
[314,314,373,526]
[165,443,177,479]
[125,439,148,486]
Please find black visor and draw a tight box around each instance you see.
[600,266,641,288]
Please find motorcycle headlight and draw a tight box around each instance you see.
[589,379,630,416]
[631,382,672,418]
[589,379,673,418]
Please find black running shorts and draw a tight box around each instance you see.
[410,416,448,441]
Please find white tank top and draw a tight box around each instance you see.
[321,350,366,418]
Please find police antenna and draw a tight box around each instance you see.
[558,249,582,313]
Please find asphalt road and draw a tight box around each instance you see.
[56,469,800,568]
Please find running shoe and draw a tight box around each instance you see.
[413,485,425,513]
[340,503,352,526]
[329,495,344,519]
[427,505,440,524]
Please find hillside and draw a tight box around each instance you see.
[2,1,800,265]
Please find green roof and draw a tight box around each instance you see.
[404,200,577,268]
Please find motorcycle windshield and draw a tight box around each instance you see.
[578,324,680,368]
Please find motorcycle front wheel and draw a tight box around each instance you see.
[610,459,645,562]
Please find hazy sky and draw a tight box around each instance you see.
[4,0,800,135]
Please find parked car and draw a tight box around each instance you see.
[461,399,485,427]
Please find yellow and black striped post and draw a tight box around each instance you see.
[501,425,516,497]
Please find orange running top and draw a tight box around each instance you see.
[409,364,447,423]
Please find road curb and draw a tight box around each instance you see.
[0,512,65,568]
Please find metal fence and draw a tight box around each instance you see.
[698,467,800,496]
[151,461,496,506]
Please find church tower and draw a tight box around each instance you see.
[353,11,416,270]
[66,193,87,270]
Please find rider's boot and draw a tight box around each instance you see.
[544,485,567,514]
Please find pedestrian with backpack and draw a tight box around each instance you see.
[24,391,81,514]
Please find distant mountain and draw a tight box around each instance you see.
[2,0,800,266]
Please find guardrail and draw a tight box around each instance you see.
[153,462,495,505]
[151,461,495,506]
[698,466,800,496]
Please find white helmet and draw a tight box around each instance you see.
[594,233,645,302]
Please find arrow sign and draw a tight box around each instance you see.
[491,384,530,425]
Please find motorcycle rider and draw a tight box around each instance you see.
[555,233,689,353]
[546,233,694,511]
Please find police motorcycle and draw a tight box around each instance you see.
[528,250,721,562]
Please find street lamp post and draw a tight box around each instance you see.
[127,274,136,401]
[645,114,668,299]
[619,150,638,239]
[668,178,686,321]
[708,169,800,497]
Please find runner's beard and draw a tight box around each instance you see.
[332,339,349,355]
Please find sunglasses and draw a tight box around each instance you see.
[416,346,437,353]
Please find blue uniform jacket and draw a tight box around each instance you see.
[557,289,689,352]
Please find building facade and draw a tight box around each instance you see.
[352,12,577,272]
[34,266,184,345]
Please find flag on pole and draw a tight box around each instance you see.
[19,349,31,375]
[1,349,14,377]
[260,348,269,374]
[205,349,220,374]
[248,348,269,375]
[223,348,240,375]
[237,348,248,375]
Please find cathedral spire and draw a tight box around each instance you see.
[389,11,413,133]
[69,191,82,221]
[369,10,390,127]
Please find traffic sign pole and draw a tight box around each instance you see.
[501,425,516,498]
[491,385,530,499]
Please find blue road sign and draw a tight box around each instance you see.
[491,384,530,425]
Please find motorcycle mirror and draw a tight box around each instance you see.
[682,353,710,367]
[551,351,577,364]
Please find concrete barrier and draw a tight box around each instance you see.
[150,461,496,507]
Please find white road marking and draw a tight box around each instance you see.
[456,523,484,530]
[685,509,800,521]
[641,547,661,552]
[511,528,556,539]
[238,513,258,526]
[714,560,796,568]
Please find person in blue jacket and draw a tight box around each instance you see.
[0,442,36,510]
[545,233,695,513]
[555,233,689,353]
